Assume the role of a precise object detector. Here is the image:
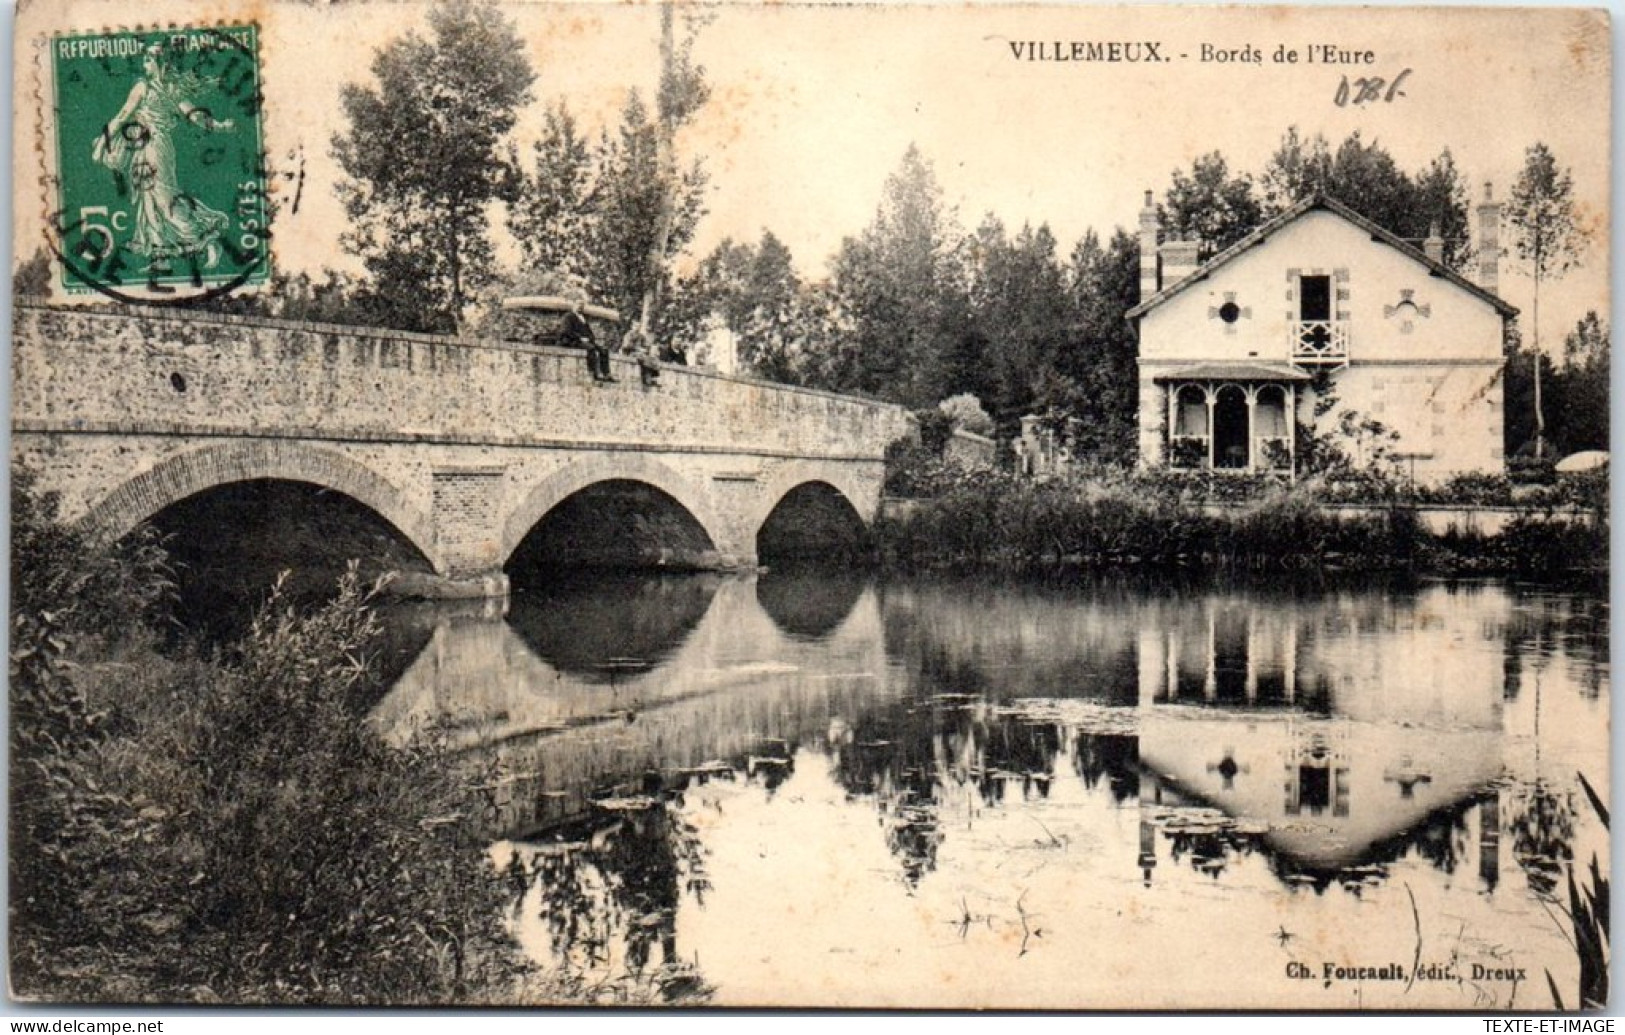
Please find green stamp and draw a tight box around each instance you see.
[51,25,269,299]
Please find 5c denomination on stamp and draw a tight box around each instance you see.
[50,25,269,301]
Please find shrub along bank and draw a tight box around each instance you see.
[873,465,1607,582]
[9,470,533,1004]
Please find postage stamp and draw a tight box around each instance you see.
[7,0,1613,1016]
[49,25,268,300]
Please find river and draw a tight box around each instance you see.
[368,571,1609,1010]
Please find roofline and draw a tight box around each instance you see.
[1124,194,1520,321]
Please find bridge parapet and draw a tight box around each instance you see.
[13,303,914,592]
[12,303,911,457]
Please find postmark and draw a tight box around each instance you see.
[49,25,269,301]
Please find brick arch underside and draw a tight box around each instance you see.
[79,441,438,568]
[501,456,728,565]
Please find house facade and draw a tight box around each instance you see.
[1128,189,1516,483]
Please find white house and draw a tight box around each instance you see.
[1128,187,1517,483]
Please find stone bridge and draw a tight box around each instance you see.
[11,303,913,596]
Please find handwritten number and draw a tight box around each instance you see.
[1334,69,1412,106]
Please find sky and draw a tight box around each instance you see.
[12,0,1613,347]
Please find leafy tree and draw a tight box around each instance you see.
[1259,127,1333,213]
[1158,152,1262,257]
[508,103,600,285]
[1505,143,1587,455]
[1260,129,1472,268]
[665,230,802,373]
[1324,132,1416,239]
[1410,148,1473,268]
[1048,227,1141,464]
[965,217,1072,429]
[1548,312,1609,454]
[828,144,966,406]
[332,1,535,333]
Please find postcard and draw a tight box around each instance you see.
[9,0,1611,1011]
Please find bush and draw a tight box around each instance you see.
[10,468,529,1004]
[937,393,994,437]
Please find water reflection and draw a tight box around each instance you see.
[508,574,720,681]
[372,574,1608,1009]
[755,567,866,640]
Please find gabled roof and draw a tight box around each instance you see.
[1125,194,1519,321]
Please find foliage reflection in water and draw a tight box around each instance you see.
[377,573,1608,1009]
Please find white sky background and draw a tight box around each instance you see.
[12,1,1613,346]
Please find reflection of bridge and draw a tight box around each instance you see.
[12,304,912,595]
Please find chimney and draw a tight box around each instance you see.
[1423,221,1445,264]
[1475,181,1500,293]
[1159,234,1202,286]
[1139,189,1160,299]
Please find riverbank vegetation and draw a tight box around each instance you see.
[9,471,539,1004]
[875,456,1607,582]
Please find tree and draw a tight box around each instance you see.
[1049,227,1141,464]
[630,3,713,349]
[828,145,966,406]
[1259,127,1333,214]
[508,103,600,284]
[1324,132,1415,238]
[1261,129,1471,267]
[1158,152,1262,256]
[1548,312,1609,454]
[964,217,1072,429]
[1505,143,1586,455]
[663,230,802,373]
[332,1,535,333]
[1409,149,1473,269]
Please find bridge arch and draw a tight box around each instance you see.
[749,461,874,539]
[79,440,438,567]
[501,455,730,565]
[750,461,875,563]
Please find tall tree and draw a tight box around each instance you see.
[1259,127,1333,214]
[663,230,803,373]
[1410,148,1473,268]
[829,144,965,406]
[1505,143,1586,454]
[508,103,599,283]
[1052,227,1141,464]
[332,1,534,333]
[631,3,712,349]
[1158,152,1262,257]
[965,217,1071,429]
[1324,131,1416,238]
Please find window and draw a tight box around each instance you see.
[1299,275,1331,321]
[1218,301,1241,324]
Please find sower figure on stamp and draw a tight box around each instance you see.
[561,298,615,383]
[93,43,236,273]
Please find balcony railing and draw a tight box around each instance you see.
[1292,320,1349,365]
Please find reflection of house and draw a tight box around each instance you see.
[1134,589,1507,870]
[1129,189,1516,482]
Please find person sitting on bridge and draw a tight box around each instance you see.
[561,299,614,383]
